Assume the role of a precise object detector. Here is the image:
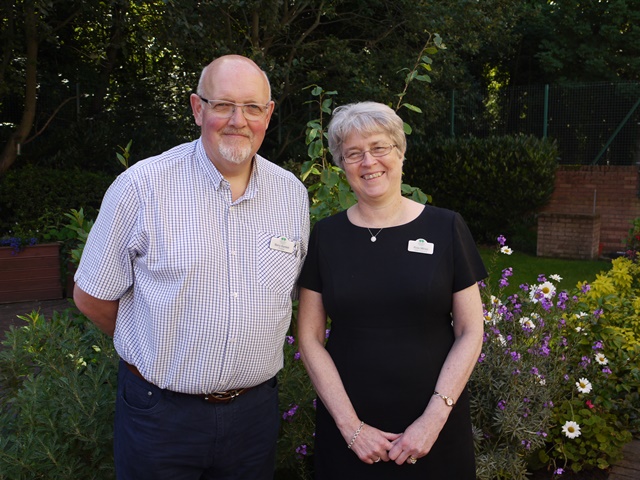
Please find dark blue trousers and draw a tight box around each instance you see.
[114,360,279,480]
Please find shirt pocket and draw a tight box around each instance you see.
[257,231,301,295]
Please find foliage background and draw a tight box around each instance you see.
[2,0,640,174]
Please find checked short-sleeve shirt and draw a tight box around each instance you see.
[75,139,309,394]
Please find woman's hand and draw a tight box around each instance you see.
[345,422,401,464]
[387,407,448,465]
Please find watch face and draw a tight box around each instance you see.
[446,397,454,406]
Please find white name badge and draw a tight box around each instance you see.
[270,236,295,254]
[408,238,434,255]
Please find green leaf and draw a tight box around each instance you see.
[405,70,417,83]
[403,122,412,135]
[402,103,423,113]
[320,169,339,188]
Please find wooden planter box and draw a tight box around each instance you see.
[0,243,63,304]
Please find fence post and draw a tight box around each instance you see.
[450,90,455,137]
[76,83,81,120]
[592,97,640,165]
[543,84,549,139]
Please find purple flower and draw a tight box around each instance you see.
[592,341,603,350]
[477,353,486,363]
[286,335,295,345]
[581,284,591,293]
[537,274,547,282]
[294,352,301,361]
[498,399,507,410]
[593,308,603,319]
[580,356,591,369]
[295,444,308,457]
[554,468,564,475]
[283,404,299,421]
[497,235,506,246]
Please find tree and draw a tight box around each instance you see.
[505,0,640,85]
[1,0,527,174]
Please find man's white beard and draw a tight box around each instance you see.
[218,143,253,165]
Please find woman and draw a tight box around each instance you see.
[297,101,487,479]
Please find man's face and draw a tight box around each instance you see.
[191,57,274,170]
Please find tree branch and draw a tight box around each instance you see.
[23,96,78,146]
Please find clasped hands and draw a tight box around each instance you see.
[347,418,436,466]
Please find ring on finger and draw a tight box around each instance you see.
[374,457,381,463]
[407,455,418,464]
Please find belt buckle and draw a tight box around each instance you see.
[204,388,244,403]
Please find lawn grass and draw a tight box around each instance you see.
[478,246,612,297]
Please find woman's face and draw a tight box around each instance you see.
[341,130,404,205]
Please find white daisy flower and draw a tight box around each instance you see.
[550,274,563,282]
[500,246,513,255]
[490,295,502,308]
[576,377,592,394]
[529,281,556,303]
[595,353,609,365]
[562,421,582,439]
[575,312,588,318]
[484,311,495,324]
[519,317,536,330]
[538,281,556,299]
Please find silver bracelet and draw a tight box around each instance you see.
[347,421,365,449]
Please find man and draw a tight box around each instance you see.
[74,55,309,479]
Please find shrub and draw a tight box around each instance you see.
[403,135,558,248]
[623,217,640,261]
[0,164,113,238]
[0,309,118,480]
[471,239,638,479]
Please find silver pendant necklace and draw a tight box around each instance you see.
[367,228,384,242]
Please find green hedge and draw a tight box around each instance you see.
[0,165,114,237]
[403,135,558,250]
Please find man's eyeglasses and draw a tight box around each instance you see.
[342,144,397,164]
[198,95,270,120]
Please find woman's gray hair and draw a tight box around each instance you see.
[327,101,407,168]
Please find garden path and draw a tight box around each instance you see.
[0,299,638,479]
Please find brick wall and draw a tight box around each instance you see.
[537,213,601,259]
[538,166,640,257]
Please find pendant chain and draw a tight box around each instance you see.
[367,227,384,243]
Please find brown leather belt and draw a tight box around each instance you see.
[124,361,254,404]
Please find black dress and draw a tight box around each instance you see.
[297,205,487,479]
